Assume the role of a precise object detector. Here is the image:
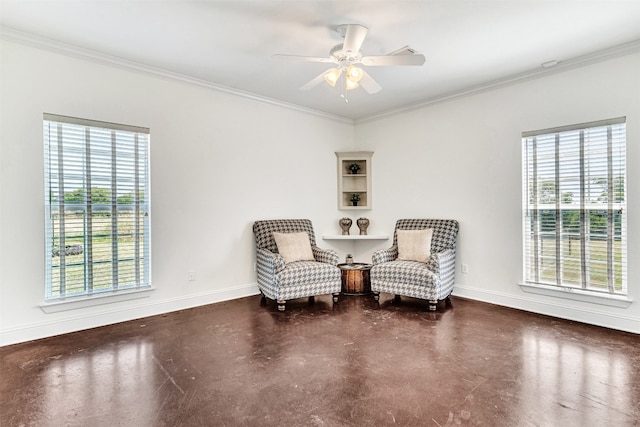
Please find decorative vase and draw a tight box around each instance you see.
[339,217,352,235]
[357,217,370,235]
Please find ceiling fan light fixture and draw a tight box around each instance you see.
[345,78,360,91]
[346,65,364,83]
[324,68,341,87]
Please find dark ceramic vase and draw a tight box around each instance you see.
[357,217,370,235]
[339,217,352,235]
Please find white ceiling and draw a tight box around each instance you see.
[2,0,640,121]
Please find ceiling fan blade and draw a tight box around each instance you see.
[361,54,426,66]
[272,54,336,63]
[299,71,329,91]
[342,24,368,54]
[359,70,382,94]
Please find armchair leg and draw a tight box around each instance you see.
[428,300,438,311]
[277,300,286,312]
[445,296,453,308]
[373,292,380,302]
[332,293,339,303]
[309,295,315,304]
[394,294,401,303]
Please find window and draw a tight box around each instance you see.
[522,117,627,296]
[44,114,151,300]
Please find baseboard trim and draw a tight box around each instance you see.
[452,284,640,334]
[1,283,261,346]
[5,283,636,346]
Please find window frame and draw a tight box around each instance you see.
[43,114,151,302]
[521,117,627,299]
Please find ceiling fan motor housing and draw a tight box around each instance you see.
[330,44,363,66]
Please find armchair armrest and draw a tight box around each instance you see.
[256,248,286,274]
[427,249,456,286]
[372,245,398,265]
[312,246,340,266]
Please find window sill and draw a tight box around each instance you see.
[40,287,155,313]
[519,283,632,308]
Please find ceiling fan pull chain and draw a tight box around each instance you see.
[341,73,349,103]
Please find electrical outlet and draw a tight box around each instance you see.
[187,271,196,281]
[461,264,469,274]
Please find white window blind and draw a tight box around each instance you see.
[522,117,627,296]
[44,114,151,300]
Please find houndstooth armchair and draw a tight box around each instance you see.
[370,219,459,311]
[253,219,341,311]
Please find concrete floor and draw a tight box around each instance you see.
[1,294,639,426]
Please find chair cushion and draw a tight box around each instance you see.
[273,232,315,264]
[397,229,433,263]
[278,260,341,292]
[370,260,437,288]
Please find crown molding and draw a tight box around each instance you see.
[0,27,353,125]
[356,39,640,124]
[3,26,638,127]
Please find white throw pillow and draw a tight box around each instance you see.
[273,232,315,264]
[396,229,433,263]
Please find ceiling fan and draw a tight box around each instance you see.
[273,24,425,98]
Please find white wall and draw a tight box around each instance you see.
[354,52,640,333]
[0,40,355,345]
[2,39,638,346]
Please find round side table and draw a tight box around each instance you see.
[337,263,372,295]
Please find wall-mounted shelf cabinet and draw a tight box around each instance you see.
[336,151,373,210]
